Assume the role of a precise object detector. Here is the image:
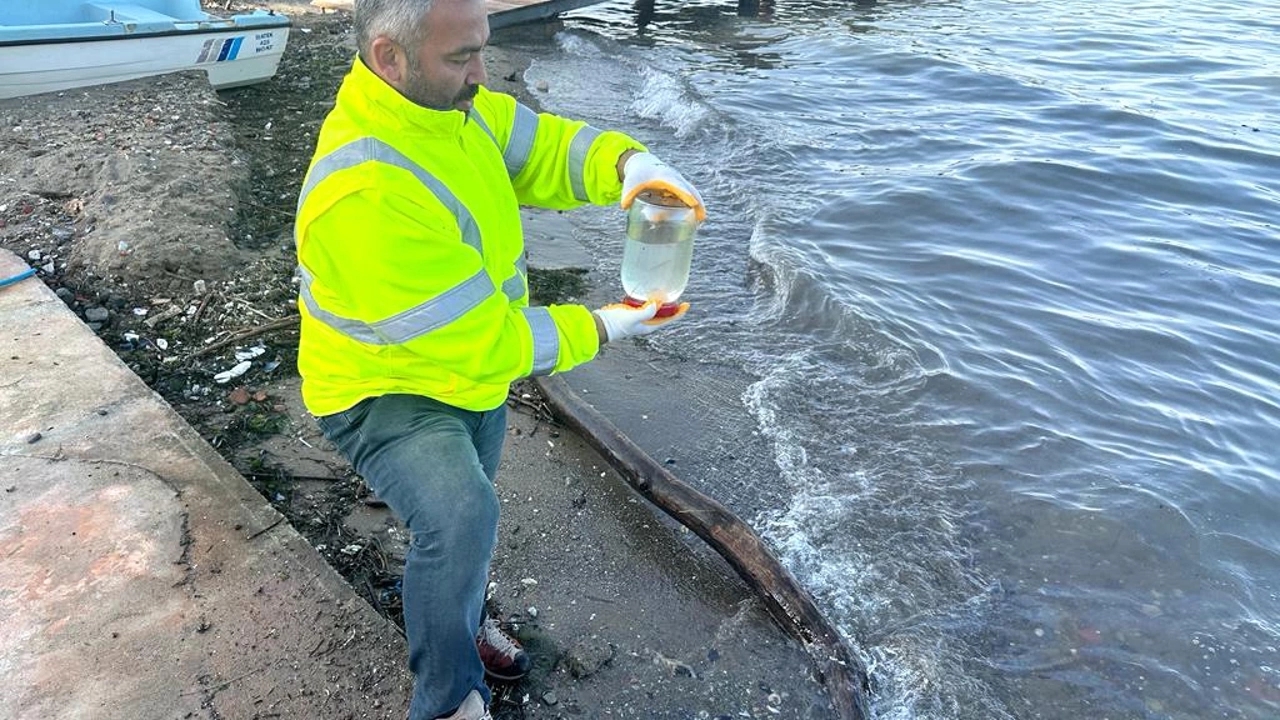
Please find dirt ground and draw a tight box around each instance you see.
[0,4,835,718]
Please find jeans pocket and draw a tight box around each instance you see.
[315,412,346,437]
[317,395,376,436]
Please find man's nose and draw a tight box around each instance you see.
[467,53,487,86]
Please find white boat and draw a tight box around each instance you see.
[0,0,290,100]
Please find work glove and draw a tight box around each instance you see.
[621,152,706,222]
[594,301,690,343]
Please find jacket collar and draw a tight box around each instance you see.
[341,56,469,136]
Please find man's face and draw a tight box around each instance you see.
[400,0,489,112]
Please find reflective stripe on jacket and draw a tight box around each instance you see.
[295,58,646,415]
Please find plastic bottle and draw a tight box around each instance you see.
[621,191,699,317]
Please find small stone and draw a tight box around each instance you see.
[84,306,109,323]
[536,80,549,92]
[228,387,251,405]
[193,279,207,295]
[564,638,615,678]
[55,287,73,302]
[27,249,41,261]
[541,691,558,706]
[26,432,42,444]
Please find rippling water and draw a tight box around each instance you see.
[514,1,1280,717]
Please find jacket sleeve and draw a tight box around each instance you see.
[474,89,646,210]
[299,182,600,384]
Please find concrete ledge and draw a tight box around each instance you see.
[0,248,412,719]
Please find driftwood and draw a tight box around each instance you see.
[534,375,872,720]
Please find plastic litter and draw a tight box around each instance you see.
[214,360,252,384]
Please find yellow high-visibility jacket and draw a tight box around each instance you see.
[295,59,645,416]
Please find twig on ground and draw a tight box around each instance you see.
[506,389,556,424]
[192,315,298,358]
[164,268,199,284]
[240,198,296,219]
[143,304,184,328]
[191,291,215,325]
[245,516,286,541]
[241,471,343,484]
[231,295,276,321]
[180,669,259,697]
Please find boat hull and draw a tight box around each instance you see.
[0,20,290,100]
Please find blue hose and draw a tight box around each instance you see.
[0,267,37,289]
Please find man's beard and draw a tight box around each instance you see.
[401,56,478,111]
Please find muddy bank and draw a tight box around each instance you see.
[0,5,834,718]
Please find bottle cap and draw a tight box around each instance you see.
[622,296,682,317]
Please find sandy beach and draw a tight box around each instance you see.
[0,3,836,717]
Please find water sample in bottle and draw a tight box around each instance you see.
[621,191,699,316]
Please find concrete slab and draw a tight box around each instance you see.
[0,248,412,719]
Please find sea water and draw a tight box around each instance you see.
[525,1,1280,717]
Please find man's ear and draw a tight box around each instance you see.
[365,36,407,85]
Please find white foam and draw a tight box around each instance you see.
[743,335,1012,718]
[629,66,709,139]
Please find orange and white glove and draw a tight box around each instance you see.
[593,301,690,343]
[620,152,706,222]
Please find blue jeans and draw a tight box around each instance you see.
[316,393,507,719]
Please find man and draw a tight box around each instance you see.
[293,0,705,718]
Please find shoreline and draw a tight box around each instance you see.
[0,4,837,718]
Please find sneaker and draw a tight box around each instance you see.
[435,689,490,720]
[476,615,530,681]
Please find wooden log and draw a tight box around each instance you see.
[534,375,872,720]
